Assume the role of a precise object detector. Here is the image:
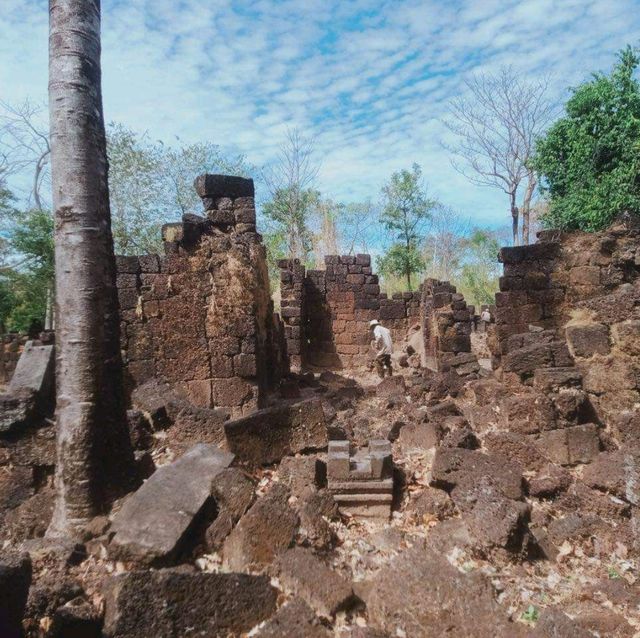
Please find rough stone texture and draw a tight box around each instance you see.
[205,468,256,550]
[273,547,355,618]
[279,255,421,369]
[528,463,572,497]
[431,448,524,502]
[254,598,331,638]
[0,551,32,638]
[365,545,523,637]
[581,450,639,505]
[50,597,102,638]
[375,375,406,399]
[104,569,276,638]
[109,444,234,563]
[224,398,327,465]
[278,455,324,499]
[117,177,286,416]
[407,488,456,522]
[222,483,298,571]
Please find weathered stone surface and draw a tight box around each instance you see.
[365,546,522,637]
[278,455,324,499]
[0,551,32,637]
[0,388,37,434]
[533,607,591,637]
[205,468,255,550]
[110,444,234,563]
[501,392,555,434]
[375,376,406,399]
[582,450,639,505]
[222,483,298,571]
[50,597,102,638]
[485,431,547,471]
[431,448,524,502]
[104,569,276,638]
[298,489,338,549]
[406,488,456,522]
[273,547,355,618]
[397,422,439,452]
[194,173,255,199]
[528,463,572,497]
[533,367,583,393]
[224,398,327,465]
[254,598,331,638]
[566,323,610,358]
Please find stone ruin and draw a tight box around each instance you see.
[1,173,639,637]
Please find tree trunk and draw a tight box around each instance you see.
[48,0,134,537]
[510,191,519,246]
[521,171,536,246]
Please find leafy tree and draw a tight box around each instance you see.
[458,229,501,306]
[107,123,249,254]
[377,164,436,289]
[534,47,640,231]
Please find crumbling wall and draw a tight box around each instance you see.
[494,219,640,362]
[117,175,284,417]
[0,334,23,386]
[421,279,478,374]
[278,255,420,369]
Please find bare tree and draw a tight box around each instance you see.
[423,206,470,281]
[339,200,377,255]
[444,68,554,245]
[262,128,319,261]
[312,198,339,268]
[0,99,51,209]
[48,0,134,537]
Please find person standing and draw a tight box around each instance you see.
[369,319,393,378]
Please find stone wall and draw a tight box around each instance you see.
[494,218,640,364]
[117,175,285,417]
[0,334,24,386]
[493,217,640,430]
[421,279,478,374]
[278,255,421,370]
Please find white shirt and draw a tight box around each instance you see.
[481,310,491,323]
[373,325,393,356]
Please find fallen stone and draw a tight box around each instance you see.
[365,545,523,637]
[501,392,555,434]
[0,388,38,435]
[126,410,153,450]
[430,448,524,503]
[397,422,439,453]
[528,463,572,498]
[485,431,547,471]
[205,468,255,551]
[50,597,102,638]
[440,417,479,449]
[535,424,600,466]
[166,403,230,452]
[375,376,406,399]
[224,398,327,465]
[0,551,32,638]
[279,455,325,499]
[104,569,276,638]
[130,379,181,429]
[533,607,590,637]
[298,489,339,549]
[582,450,639,505]
[254,598,331,638]
[222,483,298,571]
[109,444,234,563]
[566,323,610,358]
[406,488,456,522]
[533,367,583,393]
[273,547,355,618]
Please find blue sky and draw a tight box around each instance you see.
[1,0,639,229]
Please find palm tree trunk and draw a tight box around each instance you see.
[48,0,134,537]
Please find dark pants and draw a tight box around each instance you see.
[375,354,392,378]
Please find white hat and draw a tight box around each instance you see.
[369,319,380,327]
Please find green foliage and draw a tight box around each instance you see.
[458,229,501,307]
[534,47,640,231]
[378,164,436,288]
[0,208,54,332]
[521,605,539,624]
[107,123,249,255]
[262,186,320,263]
[607,565,621,579]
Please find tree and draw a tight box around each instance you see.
[263,129,319,262]
[534,47,640,231]
[107,123,249,254]
[48,0,134,537]
[0,99,51,210]
[338,200,378,256]
[458,229,501,307]
[423,205,470,282]
[445,68,554,245]
[377,164,436,289]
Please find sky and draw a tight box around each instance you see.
[1,0,639,228]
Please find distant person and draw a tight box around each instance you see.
[369,319,393,378]
[481,308,492,324]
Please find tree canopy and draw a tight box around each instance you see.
[534,47,640,231]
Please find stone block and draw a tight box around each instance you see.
[194,173,254,199]
[273,547,355,618]
[222,483,298,571]
[566,324,610,358]
[0,551,31,637]
[254,598,331,638]
[211,377,255,407]
[104,569,276,638]
[224,398,327,465]
[115,255,140,274]
[109,444,234,563]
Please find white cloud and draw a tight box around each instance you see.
[1,0,639,230]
